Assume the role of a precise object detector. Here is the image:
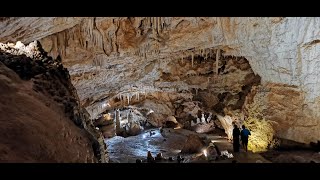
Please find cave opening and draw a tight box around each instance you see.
[91,48,267,163]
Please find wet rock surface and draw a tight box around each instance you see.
[106,128,187,163]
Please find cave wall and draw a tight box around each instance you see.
[0,42,108,162]
[1,17,320,143]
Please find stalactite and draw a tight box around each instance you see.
[157,17,160,34]
[191,52,194,67]
[155,17,157,34]
[152,17,155,36]
[149,17,152,28]
[80,18,105,52]
[82,18,94,43]
[162,17,165,30]
[216,49,220,75]
[115,109,121,135]
[129,93,133,104]
[73,25,83,49]
[205,49,208,60]
[160,17,163,30]
[52,34,58,59]
[210,49,214,59]
[127,94,130,105]
[92,29,104,50]
[57,31,65,57]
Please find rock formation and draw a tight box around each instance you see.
[181,134,206,153]
[1,17,320,144]
[0,41,108,162]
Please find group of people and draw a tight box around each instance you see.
[232,124,251,152]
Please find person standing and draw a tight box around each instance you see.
[232,124,240,152]
[241,125,251,152]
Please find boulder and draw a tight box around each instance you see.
[164,121,179,128]
[127,122,143,136]
[181,134,205,153]
[206,143,219,160]
[167,116,178,123]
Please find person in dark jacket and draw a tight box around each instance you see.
[241,125,251,152]
[232,124,240,152]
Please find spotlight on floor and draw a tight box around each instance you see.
[203,149,207,157]
[142,133,147,139]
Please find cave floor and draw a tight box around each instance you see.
[260,150,320,163]
[105,128,187,163]
[105,127,319,164]
[105,128,270,163]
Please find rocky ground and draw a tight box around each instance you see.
[107,126,320,163]
[260,150,320,163]
[106,127,271,163]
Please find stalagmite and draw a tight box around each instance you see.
[201,113,206,123]
[207,112,213,122]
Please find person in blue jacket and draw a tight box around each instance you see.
[241,125,251,152]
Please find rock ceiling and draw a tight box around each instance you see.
[1,17,320,143]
